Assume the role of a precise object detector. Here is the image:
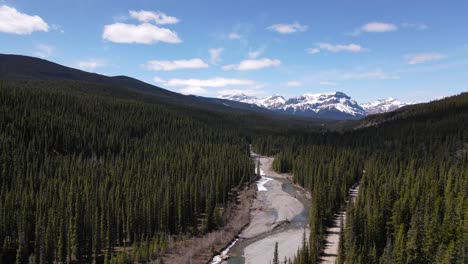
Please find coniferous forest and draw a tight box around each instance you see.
[254,93,468,263]
[0,80,255,263]
[0,78,467,264]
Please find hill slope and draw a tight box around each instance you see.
[0,54,275,115]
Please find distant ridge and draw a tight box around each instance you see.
[221,92,410,120]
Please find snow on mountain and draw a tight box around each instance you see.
[219,93,259,105]
[362,98,409,115]
[220,93,286,109]
[257,95,286,109]
[220,92,412,119]
[220,92,367,119]
[280,92,366,118]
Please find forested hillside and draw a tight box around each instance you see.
[254,93,468,263]
[1,77,466,264]
[0,80,256,263]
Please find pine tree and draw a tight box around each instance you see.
[273,242,279,264]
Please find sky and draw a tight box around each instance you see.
[1,0,467,103]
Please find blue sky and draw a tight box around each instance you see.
[1,0,467,103]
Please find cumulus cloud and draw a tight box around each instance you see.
[179,86,208,95]
[222,58,281,71]
[102,10,181,44]
[145,58,208,71]
[102,22,181,44]
[267,22,308,34]
[155,77,257,88]
[404,53,446,65]
[352,22,397,35]
[129,10,179,24]
[0,5,49,34]
[76,59,107,71]
[228,32,242,39]
[286,81,301,87]
[33,44,54,59]
[155,76,263,96]
[209,48,223,64]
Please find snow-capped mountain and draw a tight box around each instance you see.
[220,94,286,109]
[280,92,366,119]
[362,98,409,115]
[257,95,287,109]
[220,92,409,120]
[221,92,368,119]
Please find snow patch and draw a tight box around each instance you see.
[256,176,273,191]
[209,238,240,264]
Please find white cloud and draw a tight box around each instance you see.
[222,58,281,71]
[362,22,397,32]
[228,32,241,39]
[0,5,49,34]
[145,58,208,71]
[318,43,366,53]
[319,81,337,86]
[102,22,181,44]
[286,81,301,87]
[33,44,54,59]
[76,59,107,71]
[352,22,397,35]
[156,77,257,88]
[155,77,263,96]
[129,10,179,24]
[404,53,446,65]
[180,86,208,95]
[307,48,320,54]
[209,48,223,64]
[267,22,308,34]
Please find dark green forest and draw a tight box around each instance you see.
[0,80,256,263]
[254,93,468,263]
[0,78,467,264]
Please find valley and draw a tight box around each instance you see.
[222,155,310,264]
[0,56,466,264]
[1,1,467,263]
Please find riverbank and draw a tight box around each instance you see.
[159,182,257,264]
[225,155,311,264]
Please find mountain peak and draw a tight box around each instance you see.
[220,91,410,119]
[362,98,410,115]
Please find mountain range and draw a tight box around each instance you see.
[220,92,411,119]
[1,54,411,120]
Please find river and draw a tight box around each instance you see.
[211,154,311,264]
